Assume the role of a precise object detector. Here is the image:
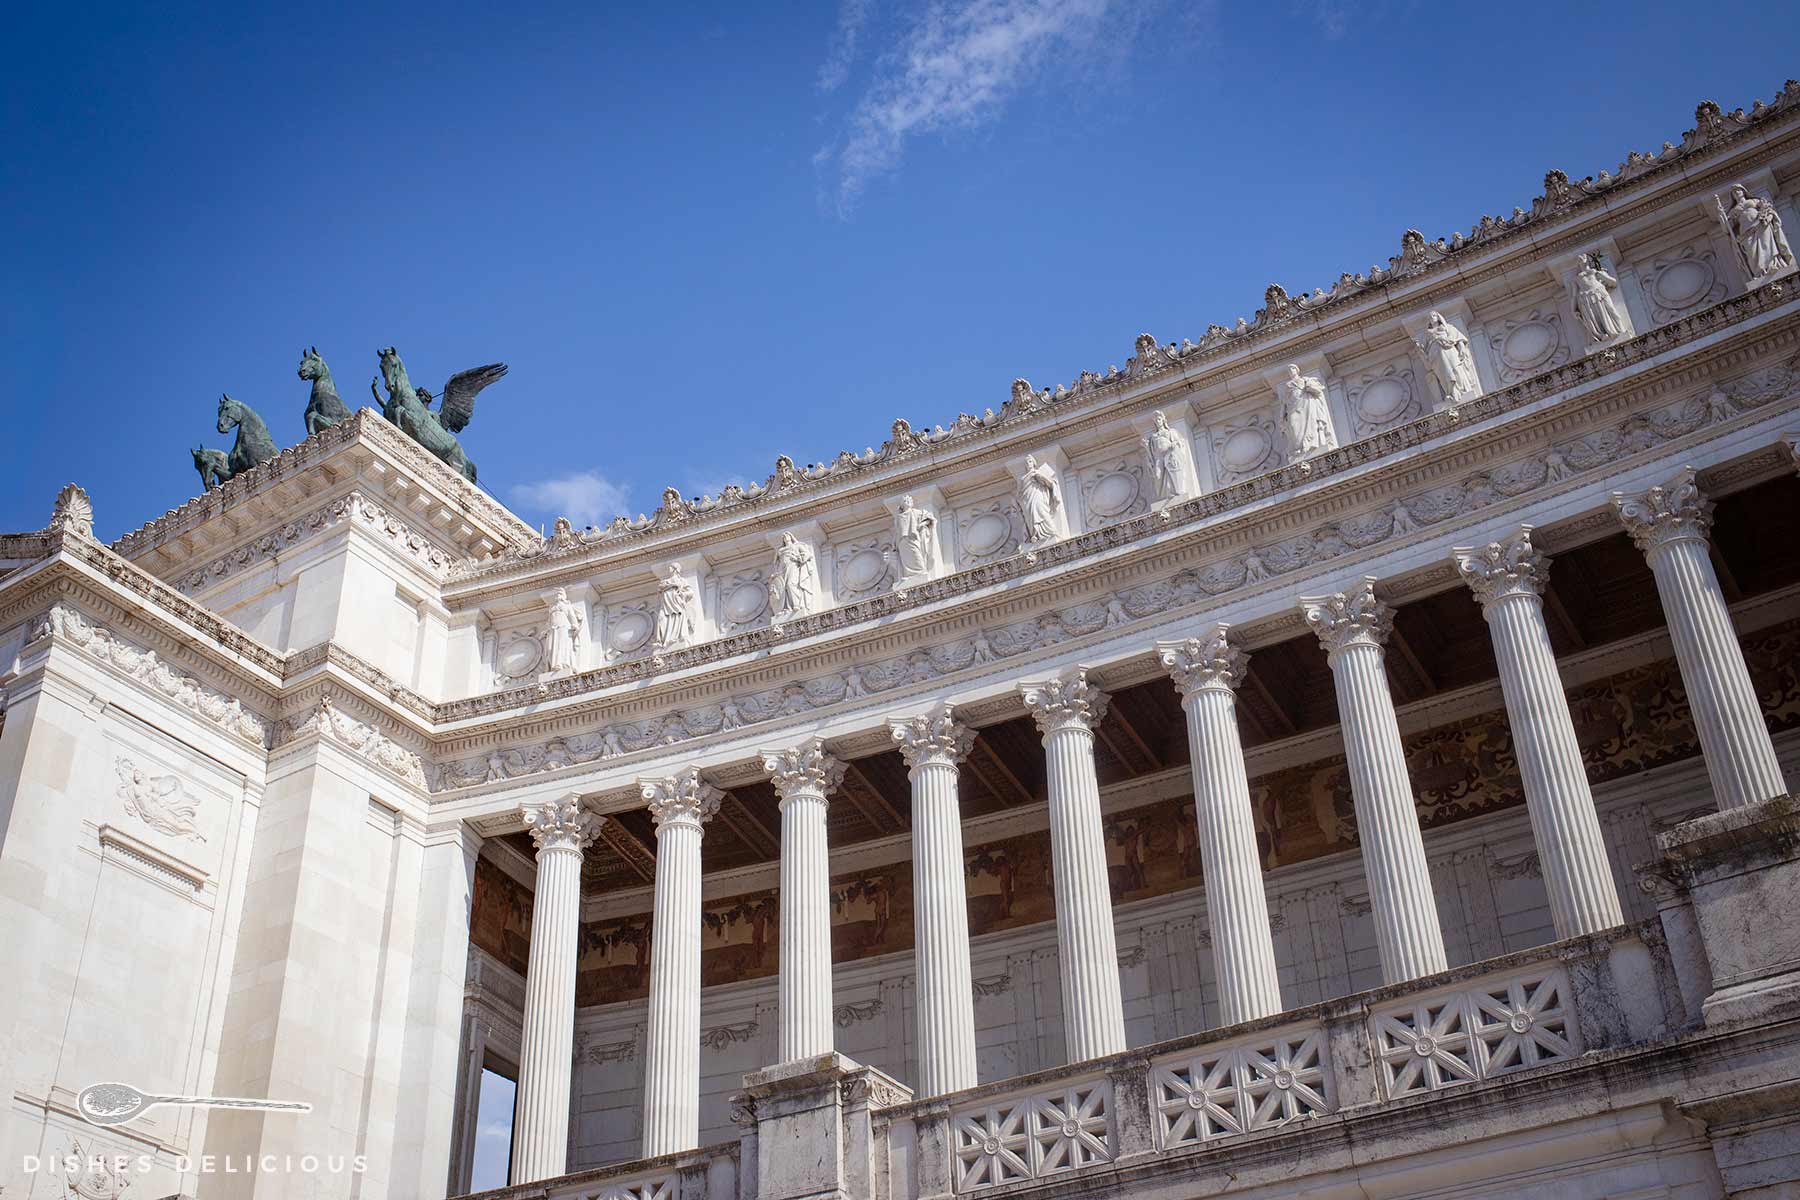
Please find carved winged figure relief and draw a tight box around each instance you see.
[369,346,507,483]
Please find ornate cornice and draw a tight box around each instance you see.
[1612,466,1714,553]
[448,83,1800,586]
[1454,526,1549,609]
[1300,577,1394,658]
[889,704,976,772]
[1020,668,1109,737]
[1156,626,1248,697]
[276,696,429,788]
[172,490,454,595]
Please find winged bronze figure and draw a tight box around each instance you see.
[369,346,507,483]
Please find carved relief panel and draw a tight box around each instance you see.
[955,497,1024,566]
[602,597,658,662]
[832,535,897,602]
[1077,457,1149,526]
[1207,413,1281,485]
[1639,241,1729,324]
[713,568,771,633]
[1342,360,1424,438]
[1484,302,1572,385]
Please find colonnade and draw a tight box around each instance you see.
[503,469,1789,1182]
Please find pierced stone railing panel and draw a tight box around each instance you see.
[950,1076,1113,1193]
[579,1175,676,1200]
[1149,1021,1331,1150]
[1369,964,1580,1098]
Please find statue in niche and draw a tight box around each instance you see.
[1279,365,1338,461]
[1017,454,1062,546]
[767,533,817,620]
[1717,184,1795,285]
[1570,253,1628,345]
[893,495,938,583]
[544,587,585,675]
[653,563,700,650]
[1414,311,1480,404]
[1140,411,1193,503]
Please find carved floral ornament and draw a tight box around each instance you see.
[639,767,723,831]
[1020,668,1110,736]
[1300,577,1394,658]
[1156,626,1248,697]
[1454,527,1549,609]
[522,795,602,853]
[440,84,1800,581]
[1611,466,1714,553]
[425,348,1800,794]
[889,703,976,772]
[762,738,846,802]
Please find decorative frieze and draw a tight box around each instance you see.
[172,491,454,595]
[30,604,268,745]
[280,697,429,788]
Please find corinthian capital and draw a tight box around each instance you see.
[1156,625,1249,697]
[761,738,846,803]
[522,795,602,854]
[1300,576,1393,657]
[640,767,723,831]
[1020,668,1110,736]
[1611,467,1712,553]
[1454,526,1549,609]
[889,703,976,771]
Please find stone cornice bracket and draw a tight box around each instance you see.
[761,738,846,806]
[639,767,723,832]
[1611,466,1713,553]
[888,703,976,773]
[521,795,602,854]
[1453,525,1548,610]
[1020,667,1110,737]
[1299,576,1394,658]
[1155,625,1248,698]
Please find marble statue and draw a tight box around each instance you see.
[654,564,700,651]
[1017,455,1062,546]
[1414,312,1480,404]
[1717,184,1795,285]
[1279,365,1338,460]
[767,533,817,620]
[370,346,508,483]
[1140,411,1193,503]
[894,495,938,583]
[1570,255,1628,345]
[544,587,585,675]
[299,347,352,435]
[200,394,278,486]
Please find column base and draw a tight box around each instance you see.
[1646,794,1800,1028]
[734,1053,912,1200]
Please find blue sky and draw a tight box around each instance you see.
[4,2,1796,541]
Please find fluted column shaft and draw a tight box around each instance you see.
[1615,470,1787,810]
[892,707,979,1096]
[1157,629,1283,1025]
[511,797,600,1184]
[764,739,846,1062]
[1022,670,1126,1062]
[1456,530,1623,938]
[640,770,722,1156]
[1302,580,1448,984]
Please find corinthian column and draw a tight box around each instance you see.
[1020,669,1126,1062]
[1454,528,1623,938]
[762,738,846,1063]
[1156,627,1283,1025]
[511,796,601,1184]
[639,768,722,1156]
[890,704,979,1096]
[1300,579,1448,984]
[1613,468,1788,810]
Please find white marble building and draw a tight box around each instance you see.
[4,85,1800,1200]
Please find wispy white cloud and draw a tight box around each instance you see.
[816,0,1140,214]
[818,0,877,92]
[509,471,630,529]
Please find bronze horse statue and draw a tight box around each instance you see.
[299,346,352,435]
[191,446,230,490]
[369,346,506,483]
[213,394,279,482]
